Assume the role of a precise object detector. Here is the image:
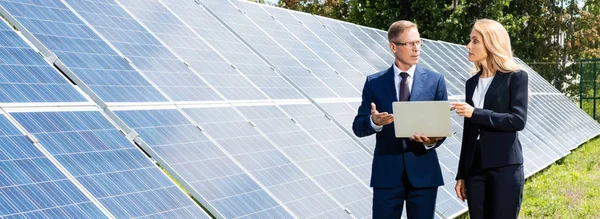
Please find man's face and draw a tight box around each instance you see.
[389,27,421,68]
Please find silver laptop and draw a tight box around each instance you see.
[392,101,452,138]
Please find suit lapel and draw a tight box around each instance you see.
[383,66,397,101]
[410,65,427,101]
[466,73,479,105]
[483,72,508,109]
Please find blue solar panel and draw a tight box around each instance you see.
[64,0,225,102]
[290,11,378,75]
[182,106,351,218]
[515,58,561,93]
[160,0,305,100]
[314,15,390,70]
[0,1,595,219]
[118,0,297,101]
[113,108,293,219]
[235,105,373,218]
[0,0,168,103]
[0,20,86,103]
[336,21,393,65]
[318,102,376,153]
[200,0,340,98]
[0,114,106,218]
[11,110,207,218]
[358,26,392,55]
[436,42,474,74]
[235,1,362,97]
[260,5,366,92]
[278,104,373,185]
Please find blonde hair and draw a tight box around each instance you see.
[471,19,521,74]
[388,20,417,41]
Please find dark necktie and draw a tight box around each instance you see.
[399,72,410,101]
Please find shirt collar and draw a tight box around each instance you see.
[393,64,416,78]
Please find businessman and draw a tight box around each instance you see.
[352,20,448,219]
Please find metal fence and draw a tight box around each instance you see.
[579,58,600,121]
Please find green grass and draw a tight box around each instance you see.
[581,99,600,123]
[458,137,600,219]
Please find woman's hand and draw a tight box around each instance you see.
[455,179,467,201]
[451,102,474,118]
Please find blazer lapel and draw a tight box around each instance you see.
[466,73,480,105]
[483,72,508,109]
[383,66,397,101]
[410,65,427,101]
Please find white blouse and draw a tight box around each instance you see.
[473,76,495,109]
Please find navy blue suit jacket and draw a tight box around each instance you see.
[353,65,447,189]
[456,70,529,180]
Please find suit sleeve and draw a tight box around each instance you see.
[456,78,472,180]
[353,77,377,137]
[428,75,449,149]
[456,117,469,180]
[470,71,528,131]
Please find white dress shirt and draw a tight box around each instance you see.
[369,64,435,149]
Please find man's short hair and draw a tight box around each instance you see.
[388,20,418,41]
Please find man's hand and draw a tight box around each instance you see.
[371,103,394,126]
[411,133,443,144]
[455,179,467,201]
[451,102,474,118]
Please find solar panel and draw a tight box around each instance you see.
[0,20,87,103]
[437,42,474,73]
[235,104,373,218]
[317,102,376,152]
[515,58,561,94]
[336,21,394,64]
[122,0,285,101]
[420,40,467,96]
[0,114,107,218]
[315,15,390,70]
[0,0,596,218]
[63,0,225,102]
[200,0,339,99]
[113,108,293,218]
[259,5,367,93]
[230,1,361,98]
[277,104,373,185]
[182,106,351,218]
[0,0,168,103]
[159,0,305,100]
[357,26,392,56]
[291,12,377,75]
[11,110,207,218]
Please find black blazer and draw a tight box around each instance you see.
[456,70,529,180]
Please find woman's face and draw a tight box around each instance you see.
[467,30,488,62]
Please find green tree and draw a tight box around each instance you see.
[277,0,348,19]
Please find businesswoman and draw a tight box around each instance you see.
[451,19,528,219]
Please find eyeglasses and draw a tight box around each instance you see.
[391,39,423,47]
